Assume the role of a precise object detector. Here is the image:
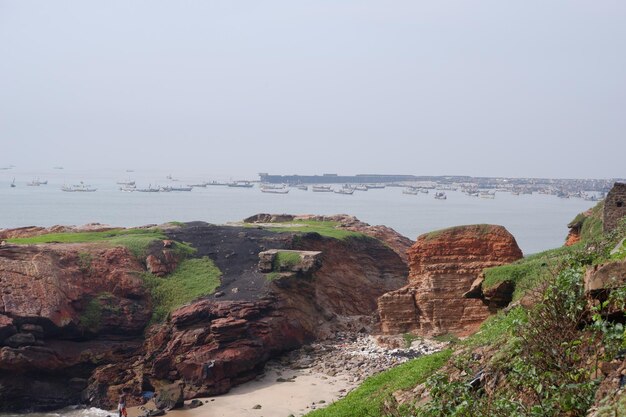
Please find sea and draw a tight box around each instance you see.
[0,167,596,255]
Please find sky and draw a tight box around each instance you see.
[1,1,625,179]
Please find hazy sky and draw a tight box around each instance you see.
[1,1,625,178]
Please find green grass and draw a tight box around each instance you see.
[6,227,195,259]
[142,257,221,322]
[248,219,366,240]
[265,272,283,281]
[79,298,103,332]
[464,306,527,348]
[482,244,581,301]
[273,251,302,271]
[306,350,452,417]
[421,224,493,241]
[568,200,605,242]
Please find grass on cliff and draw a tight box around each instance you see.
[273,251,302,271]
[6,228,195,259]
[421,224,493,241]
[306,350,452,417]
[568,200,605,242]
[142,257,221,322]
[248,219,366,240]
[481,243,582,301]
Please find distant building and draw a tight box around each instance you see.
[603,182,626,232]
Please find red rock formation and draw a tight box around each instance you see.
[378,225,522,337]
[0,243,151,411]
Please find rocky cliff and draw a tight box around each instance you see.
[378,224,522,337]
[0,217,408,411]
[0,243,150,410]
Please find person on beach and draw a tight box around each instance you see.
[118,389,128,417]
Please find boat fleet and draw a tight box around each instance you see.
[5,173,608,202]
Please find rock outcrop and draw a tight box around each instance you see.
[85,221,408,409]
[378,225,523,337]
[0,244,150,411]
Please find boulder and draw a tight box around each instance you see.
[154,383,185,410]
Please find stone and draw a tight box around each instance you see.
[5,332,36,348]
[603,182,626,233]
[154,383,185,410]
[584,260,626,294]
[252,404,262,409]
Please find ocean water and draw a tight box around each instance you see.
[0,168,595,254]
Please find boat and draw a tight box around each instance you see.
[480,191,495,199]
[402,188,419,195]
[27,179,47,186]
[312,185,333,192]
[188,182,208,188]
[10,178,16,188]
[366,184,385,189]
[119,184,136,192]
[117,180,136,186]
[353,185,369,191]
[260,187,289,194]
[334,188,354,195]
[434,192,447,200]
[260,183,286,190]
[135,185,160,193]
[206,181,228,186]
[161,186,192,192]
[227,181,254,188]
[61,182,97,192]
[53,166,63,170]
[296,185,308,191]
[166,174,179,181]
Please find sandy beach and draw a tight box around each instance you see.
[127,364,354,417]
[124,334,445,417]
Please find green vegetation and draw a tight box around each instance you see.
[402,333,421,348]
[306,350,452,417]
[422,224,493,241]
[568,200,605,242]
[7,227,195,259]
[265,271,283,281]
[79,298,103,332]
[141,257,221,322]
[273,251,302,271]
[482,244,582,301]
[248,219,366,240]
[77,252,93,272]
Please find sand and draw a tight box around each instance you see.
[126,364,356,417]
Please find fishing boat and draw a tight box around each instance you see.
[402,188,419,195]
[61,182,97,192]
[161,186,192,192]
[297,185,308,191]
[260,187,289,194]
[206,181,228,186]
[260,183,286,190]
[334,188,354,195]
[117,180,135,186]
[227,181,254,188]
[188,182,208,188]
[353,185,369,191]
[312,185,333,192]
[434,192,447,200]
[135,185,160,193]
[366,184,385,189]
[119,184,136,192]
[10,178,16,188]
[480,191,495,199]
[27,179,47,186]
